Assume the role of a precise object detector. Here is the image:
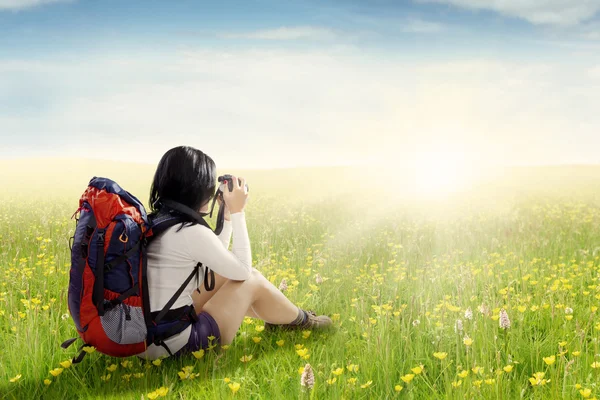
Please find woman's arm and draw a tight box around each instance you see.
[217,219,232,249]
[184,212,252,281]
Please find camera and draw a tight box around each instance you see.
[217,174,249,193]
[207,175,250,235]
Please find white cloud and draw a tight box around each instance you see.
[401,18,445,33]
[0,0,72,10]
[589,65,600,78]
[1,49,599,167]
[415,0,600,26]
[218,26,338,41]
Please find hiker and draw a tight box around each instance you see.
[136,146,332,360]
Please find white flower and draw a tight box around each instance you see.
[412,319,420,327]
[300,363,314,389]
[61,313,70,320]
[454,319,463,333]
[499,309,511,329]
[279,279,288,291]
[565,307,573,315]
[464,308,473,320]
[315,274,323,285]
[478,304,490,315]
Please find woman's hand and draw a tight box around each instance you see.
[222,176,248,214]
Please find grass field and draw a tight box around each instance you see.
[2,160,600,399]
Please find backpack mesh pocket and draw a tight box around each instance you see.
[100,303,147,344]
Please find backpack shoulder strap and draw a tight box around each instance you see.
[148,212,185,242]
[153,263,203,325]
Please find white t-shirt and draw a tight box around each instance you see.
[136,212,252,360]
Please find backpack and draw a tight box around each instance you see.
[61,177,215,363]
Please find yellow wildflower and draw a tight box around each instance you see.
[228,382,241,394]
[543,355,556,365]
[411,365,424,375]
[107,364,118,372]
[529,372,550,386]
[192,349,205,359]
[296,348,309,358]
[347,363,359,372]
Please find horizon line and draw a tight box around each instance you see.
[2,156,600,171]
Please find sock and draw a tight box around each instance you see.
[288,307,307,325]
[265,307,307,327]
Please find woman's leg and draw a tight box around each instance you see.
[191,272,261,319]
[202,268,300,344]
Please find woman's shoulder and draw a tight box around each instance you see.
[160,222,213,240]
[150,222,216,256]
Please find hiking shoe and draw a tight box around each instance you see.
[265,310,333,331]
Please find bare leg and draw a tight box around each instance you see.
[202,268,300,344]
[192,272,261,319]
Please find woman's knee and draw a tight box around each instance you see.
[249,268,268,285]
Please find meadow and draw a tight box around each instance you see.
[1,159,600,399]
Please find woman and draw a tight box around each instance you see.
[136,146,332,360]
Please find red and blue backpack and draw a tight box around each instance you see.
[61,177,215,362]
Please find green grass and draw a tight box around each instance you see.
[1,161,600,399]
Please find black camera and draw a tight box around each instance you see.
[217,174,249,193]
[207,175,249,234]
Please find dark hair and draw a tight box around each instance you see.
[149,146,217,214]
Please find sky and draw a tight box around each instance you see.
[0,0,599,169]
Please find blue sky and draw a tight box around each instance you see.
[1,0,600,168]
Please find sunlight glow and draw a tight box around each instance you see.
[374,143,480,197]
[412,150,471,194]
